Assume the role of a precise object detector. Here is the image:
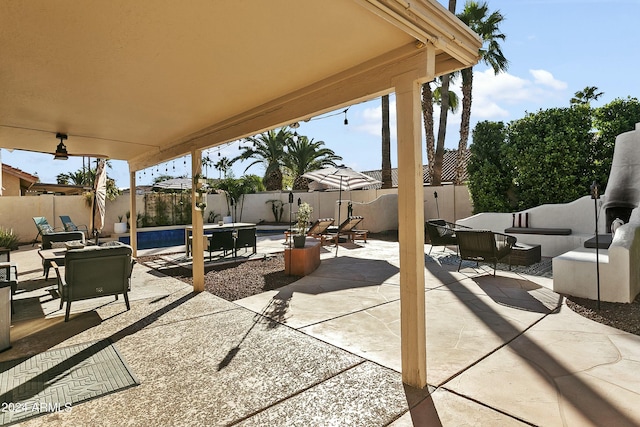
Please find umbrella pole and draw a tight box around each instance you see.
[336,177,342,257]
[91,189,98,245]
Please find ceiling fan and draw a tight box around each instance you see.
[52,132,108,160]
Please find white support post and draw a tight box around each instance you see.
[128,167,138,258]
[394,71,427,388]
[191,149,205,292]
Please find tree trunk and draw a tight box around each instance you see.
[455,68,473,184]
[433,0,456,186]
[292,175,310,191]
[422,82,435,181]
[433,74,450,186]
[381,95,392,189]
[263,167,283,191]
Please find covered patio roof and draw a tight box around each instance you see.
[0,0,479,168]
[0,0,481,389]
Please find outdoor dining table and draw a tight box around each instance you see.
[184,222,256,256]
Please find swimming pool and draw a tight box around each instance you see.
[117,225,286,250]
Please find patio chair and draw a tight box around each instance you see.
[208,230,235,261]
[0,248,18,314]
[285,218,335,245]
[235,227,257,256]
[455,229,517,276]
[32,216,63,245]
[326,216,368,245]
[59,215,89,237]
[51,242,135,322]
[425,219,471,255]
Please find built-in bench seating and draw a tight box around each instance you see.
[504,227,572,236]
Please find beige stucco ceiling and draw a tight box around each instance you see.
[0,0,480,171]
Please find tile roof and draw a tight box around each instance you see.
[362,149,470,188]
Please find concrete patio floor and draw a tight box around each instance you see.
[3,236,640,426]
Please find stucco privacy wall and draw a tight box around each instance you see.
[456,196,600,257]
[0,185,471,242]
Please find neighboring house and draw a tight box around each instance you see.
[362,150,471,188]
[1,163,39,196]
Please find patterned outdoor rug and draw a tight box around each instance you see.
[426,251,554,278]
[0,339,139,426]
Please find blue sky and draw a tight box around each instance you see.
[2,0,639,188]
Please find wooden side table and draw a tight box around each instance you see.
[284,239,321,276]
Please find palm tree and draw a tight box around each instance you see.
[424,78,460,184]
[214,156,233,179]
[570,86,604,106]
[234,128,292,190]
[431,0,458,186]
[455,1,508,184]
[283,135,342,190]
[422,82,436,180]
[381,95,392,189]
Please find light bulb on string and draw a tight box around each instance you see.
[343,108,349,125]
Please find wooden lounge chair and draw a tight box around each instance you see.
[455,229,517,276]
[326,216,368,244]
[284,218,334,245]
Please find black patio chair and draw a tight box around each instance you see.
[208,230,234,261]
[235,228,257,257]
[425,219,471,255]
[455,229,517,276]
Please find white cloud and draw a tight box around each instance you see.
[357,101,397,139]
[469,68,569,121]
[529,69,568,90]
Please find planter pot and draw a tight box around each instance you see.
[293,235,306,248]
[114,222,127,234]
[223,216,233,224]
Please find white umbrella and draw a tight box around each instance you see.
[91,159,107,244]
[302,165,381,243]
[302,165,381,193]
[152,178,192,191]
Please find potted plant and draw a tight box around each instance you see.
[114,215,127,234]
[0,227,19,251]
[293,202,313,248]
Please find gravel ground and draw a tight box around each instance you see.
[138,253,300,301]
[565,295,640,336]
[138,232,640,337]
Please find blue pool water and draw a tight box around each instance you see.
[118,227,284,250]
[119,228,186,250]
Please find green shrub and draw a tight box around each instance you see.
[0,227,19,250]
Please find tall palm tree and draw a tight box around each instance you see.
[422,82,436,180]
[424,78,460,184]
[455,1,508,184]
[431,0,458,186]
[283,135,342,190]
[381,95,392,189]
[214,156,233,179]
[234,128,292,190]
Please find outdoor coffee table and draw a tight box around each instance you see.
[509,243,542,266]
[38,248,66,280]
